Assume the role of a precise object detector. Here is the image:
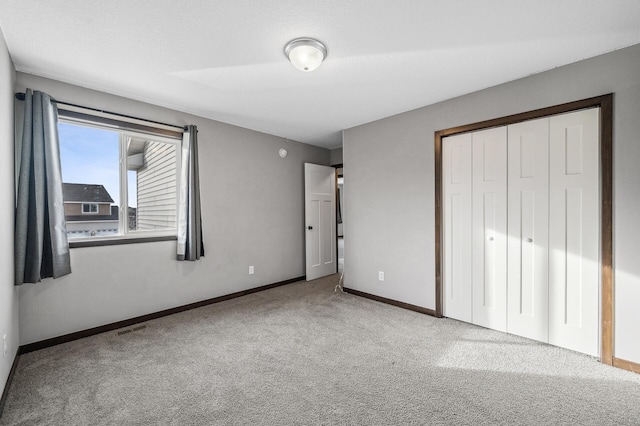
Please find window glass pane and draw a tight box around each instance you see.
[127,170,137,230]
[59,122,120,238]
[58,119,179,240]
[81,203,98,213]
[126,138,177,231]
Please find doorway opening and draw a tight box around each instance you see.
[336,165,344,274]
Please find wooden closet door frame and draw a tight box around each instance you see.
[434,94,613,365]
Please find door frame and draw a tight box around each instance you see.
[333,163,343,275]
[434,94,613,365]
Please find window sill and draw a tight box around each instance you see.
[69,235,177,248]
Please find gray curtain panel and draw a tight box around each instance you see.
[15,89,71,285]
[177,125,204,261]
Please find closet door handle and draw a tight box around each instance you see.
[487,236,494,241]
[526,238,533,243]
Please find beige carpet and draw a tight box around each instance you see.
[2,274,640,425]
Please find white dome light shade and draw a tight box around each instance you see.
[288,45,323,72]
[284,38,327,72]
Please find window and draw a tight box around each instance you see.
[58,111,182,242]
[82,203,99,214]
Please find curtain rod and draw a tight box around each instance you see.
[14,92,186,131]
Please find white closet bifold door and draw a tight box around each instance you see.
[548,108,600,357]
[442,133,473,323]
[507,118,550,342]
[472,127,508,332]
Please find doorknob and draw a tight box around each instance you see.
[307,226,313,230]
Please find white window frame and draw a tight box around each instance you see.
[118,131,182,237]
[58,115,182,244]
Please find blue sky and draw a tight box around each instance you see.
[58,122,136,207]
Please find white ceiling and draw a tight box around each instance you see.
[1,1,639,149]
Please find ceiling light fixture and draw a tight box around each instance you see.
[284,38,327,72]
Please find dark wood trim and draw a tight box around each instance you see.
[434,123,443,317]
[344,287,439,317]
[0,350,21,417]
[613,357,640,374]
[19,276,305,354]
[434,94,614,362]
[69,235,177,248]
[332,163,344,169]
[600,95,614,366]
[434,95,611,139]
[57,105,184,139]
[335,167,339,274]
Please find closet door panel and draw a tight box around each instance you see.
[549,108,599,357]
[442,133,473,322]
[472,127,508,332]
[507,118,550,342]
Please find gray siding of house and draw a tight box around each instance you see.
[64,202,111,216]
[136,141,177,230]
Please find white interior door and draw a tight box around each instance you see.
[305,163,336,281]
[548,108,600,356]
[442,133,473,322]
[507,118,550,342]
[472,127,508,332]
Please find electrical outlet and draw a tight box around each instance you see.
[378,271,384,281]
[249,265,254,275]
[3,334,6,358]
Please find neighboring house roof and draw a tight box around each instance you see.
[63,183,114,203]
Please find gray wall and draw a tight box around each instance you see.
[0,30,18,393]
[344,43,640,364]
[330,147,343,165]
[16,73,329,345]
